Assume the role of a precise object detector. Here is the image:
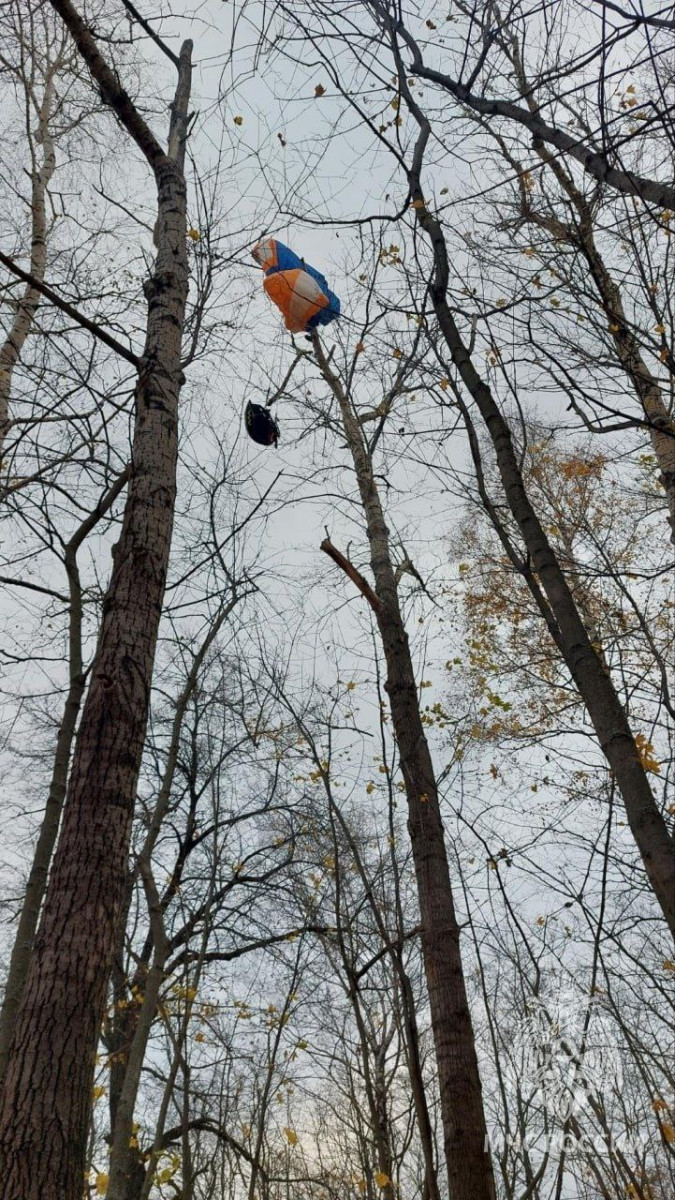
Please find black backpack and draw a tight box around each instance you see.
[245,401,280,447]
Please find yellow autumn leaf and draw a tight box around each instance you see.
[374,1172,391,1188]
[194,1031,206,1042]
[365,782,375,794]
[411,198,425,209]
[662,959,675,972]
[92,1086,106,1102]
[96,1173,109,1196]
[283,1127,298,1146]
[654,323,666,333]
[346,681,356,690]
[635,733,661,774]
[128,1136,139,1148]
[188,228,201,242]
[662,1124,675,1143]
[392,348,403,359]
[439,377,449,390]
[233,115,243,126]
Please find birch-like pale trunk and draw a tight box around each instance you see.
[0,4,193,1193]
[312,333,496,1200]
[0,62,57,453]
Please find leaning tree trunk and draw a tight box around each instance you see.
[514,111,675,544]
[421,228,675,940]
[380,19,675,941]
[313,333,496,1200]
[0,8,193,1195]
[506,40,675,545]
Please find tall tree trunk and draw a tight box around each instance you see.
[106,864,170,1200]
[313,333,496,1200]
[0,466,130,1084]
[381,13,675,941]
[0,6,193,1193]
[505,45,675,545]
[0,64,57,453]
[429,259,675,939]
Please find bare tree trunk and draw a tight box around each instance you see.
[503,39,675,545]
[312,332,496,1200]
[106,864,170,1200]
[0,466,130,1083]
[101,596,241,1197]
[574,218,675,542]
[378,12,675,942]
[0,4,193,1192]
[426,258,675,939]
[394,958,441,1200]
[0,58,57,453]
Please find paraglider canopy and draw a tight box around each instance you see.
[252,238,340,334]
[245,401,279,447]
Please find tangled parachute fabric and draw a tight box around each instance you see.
[252,238,340,333]
[245,401,279,447]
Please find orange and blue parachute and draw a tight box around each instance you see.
[252,238,340,333]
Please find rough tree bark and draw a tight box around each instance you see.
[0,1,193,1193]
[313,332,496,1200]
[0,465,130,1084]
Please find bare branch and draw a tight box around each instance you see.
[0,251,141,367]
[320,537,383,614]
